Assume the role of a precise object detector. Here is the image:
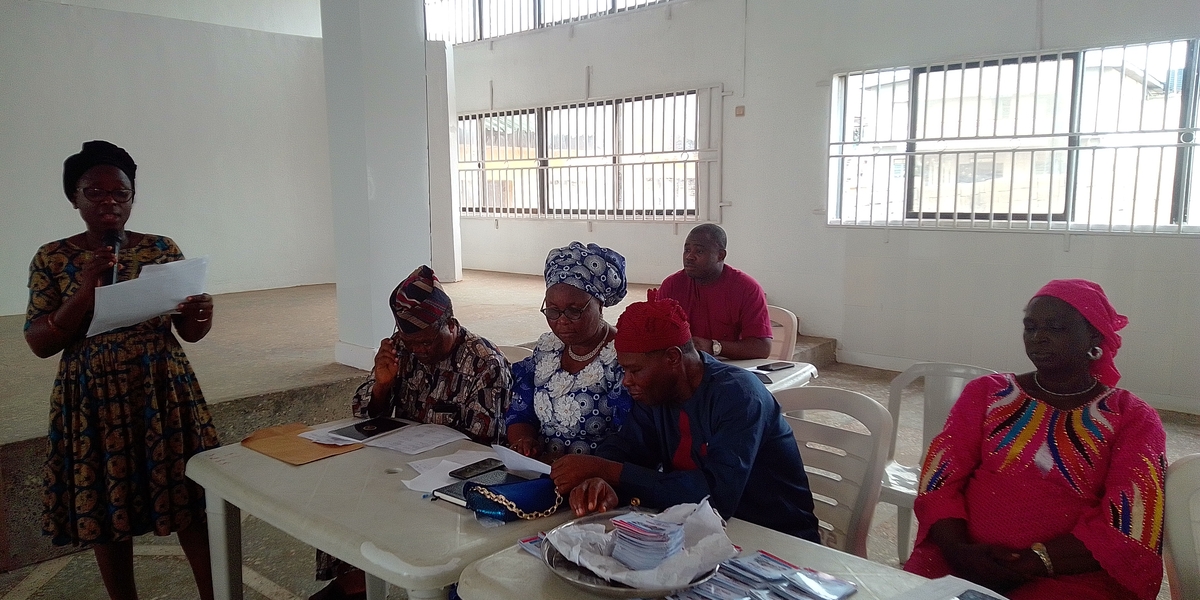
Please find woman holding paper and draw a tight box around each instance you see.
[23,141,219,600]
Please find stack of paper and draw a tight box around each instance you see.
[610,513,685,571]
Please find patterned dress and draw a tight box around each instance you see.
[505,332,632,456]
[349,327,512,444]
[26,234,220,547]
[316,327,513,580]
[905,374,1165,600]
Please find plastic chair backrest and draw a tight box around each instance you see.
[774,386,892,558]
[886,362,995,464]
[766,305,799,361]
[1166,454,1200,600]
[496,345,533,363]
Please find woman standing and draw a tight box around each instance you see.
[904,279,1165,600]
[25,141,220,600]
[505,242,633,459]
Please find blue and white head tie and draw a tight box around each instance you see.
[544,242,627,308]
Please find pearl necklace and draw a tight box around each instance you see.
[566,327,609,362]
[1033,372,1098,397]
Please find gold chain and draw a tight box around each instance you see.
[474,487,563,520]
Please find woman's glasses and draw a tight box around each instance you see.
[78,187,134,204]
[540,302,586,322]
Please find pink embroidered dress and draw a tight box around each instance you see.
[905,374,1165,600]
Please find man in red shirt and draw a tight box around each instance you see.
[658,224,772,359]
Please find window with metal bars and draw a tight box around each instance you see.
[457,87,722,221]
[424,0,673,45]
[829,39,1200,233]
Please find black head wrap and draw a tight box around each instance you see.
[62,140,137,200]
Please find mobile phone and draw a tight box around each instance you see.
[756,362,796,372]
[327,417,408,442]
[753,371,772,385]
[449,458,504,480]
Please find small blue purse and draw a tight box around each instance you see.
[463,476,562,522]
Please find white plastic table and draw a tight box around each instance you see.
[186,434,571,600]
[457,517,928,600]
[721,358,818,392]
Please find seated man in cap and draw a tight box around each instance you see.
[658,223,772,360]
[314,265,513,600]
[549,291,820,543]
[351,265,512,441]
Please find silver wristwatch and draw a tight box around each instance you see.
[711,340,723,356]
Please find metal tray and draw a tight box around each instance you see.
[540,509,719,599]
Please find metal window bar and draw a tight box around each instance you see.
[830,39,1198,234]
[458,89,713,221]
[424,0,673,44]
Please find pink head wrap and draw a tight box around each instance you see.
[1032,279,1128,386]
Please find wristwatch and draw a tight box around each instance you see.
[711,340,723,356]
[1030,542,1054,576]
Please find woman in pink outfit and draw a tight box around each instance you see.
[904,279,1165,600]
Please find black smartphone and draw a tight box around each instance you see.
[756,361,795,372]
[449,458,504,480]
[327,417,408,441]
[753,371,772,385]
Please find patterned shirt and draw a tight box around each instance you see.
[504,332,632,456]
[906,373,1166,600]
[351,327,513,444]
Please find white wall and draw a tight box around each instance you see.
[454,0,1200,413]
[0,0,335,316]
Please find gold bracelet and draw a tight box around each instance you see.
[1030,542,1054,576]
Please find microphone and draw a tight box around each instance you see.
[103,230,122,286]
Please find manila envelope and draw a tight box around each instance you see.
[241,423,362,466]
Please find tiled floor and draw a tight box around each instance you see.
[1,272,1193,599]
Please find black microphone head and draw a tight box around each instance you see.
[103,230,122,248]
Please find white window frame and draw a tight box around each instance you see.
[457,85,724,223]
[424,0,675,45]
[827,39,1200,234]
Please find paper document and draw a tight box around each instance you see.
[364,423,468,454]
[87,257,209,337]
[883,576,1006,600]
[401,459,461,493]
[492,443,551,475]
[408,449,498,475]
[298,423,361,446]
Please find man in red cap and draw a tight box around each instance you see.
[550,291,819,542]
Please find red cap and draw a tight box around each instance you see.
[614,289,693,353]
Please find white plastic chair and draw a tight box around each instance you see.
[766,305,799,361]
[881,362,995,563]
[496,345,533,363]
[1166,453,1200,600]
[774,386,892,558]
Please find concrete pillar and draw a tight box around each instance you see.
[321,0,432,369]
[426,41,463,283]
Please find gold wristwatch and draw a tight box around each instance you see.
[1030,542,1054,576]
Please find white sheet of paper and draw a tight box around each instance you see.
[881,576,1004,600]
[364,423,468,454]
[408,449,498,475]
[297,423,360,446]
[87,257,209,337]
[492,443,551,475]
[401,459,460,493]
